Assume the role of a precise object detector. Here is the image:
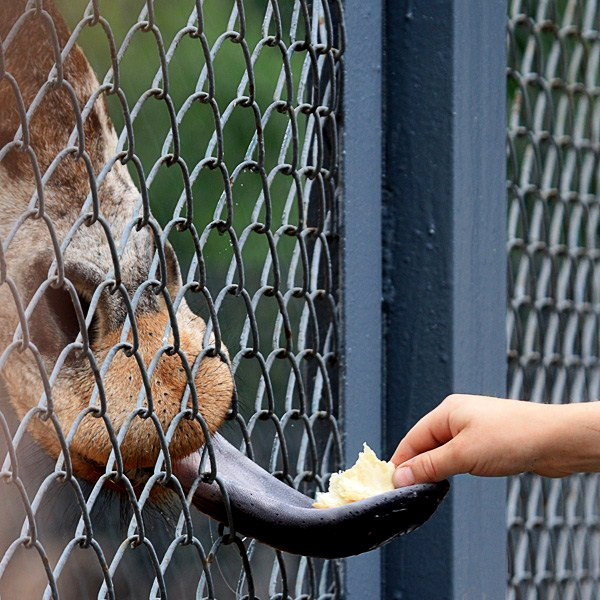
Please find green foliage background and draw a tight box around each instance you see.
[57,0,306,304]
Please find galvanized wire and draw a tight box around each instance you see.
[507,1,600,598]
[0,1,343,598]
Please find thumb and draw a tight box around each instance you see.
[393,440,464,487]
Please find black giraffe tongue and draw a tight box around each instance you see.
[172,433,449,559]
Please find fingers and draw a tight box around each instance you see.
[390,395,565,486]
[393,438,467,486]
[391,401,454,466]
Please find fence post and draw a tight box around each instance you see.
[341,0,383,598]
[382,1,508,599]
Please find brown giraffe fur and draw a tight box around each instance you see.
[0,0,232,484]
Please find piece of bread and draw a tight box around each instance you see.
[313,444,395,508]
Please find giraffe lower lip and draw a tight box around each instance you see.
[171,433,450,558]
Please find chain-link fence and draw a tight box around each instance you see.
[507,1,600,597]
[0,0,343,598]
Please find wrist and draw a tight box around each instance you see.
[534,402,600,476]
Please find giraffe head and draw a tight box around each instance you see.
[0,0,233,487]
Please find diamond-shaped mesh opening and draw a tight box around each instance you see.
[507,1,600,597]
[0,1,343,598]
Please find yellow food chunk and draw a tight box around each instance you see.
[313,443,395,509]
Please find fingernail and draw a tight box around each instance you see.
[393,466,416,488]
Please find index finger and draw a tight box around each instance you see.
[390,403,454,466]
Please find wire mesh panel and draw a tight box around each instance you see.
[507,1,600,597]
[0,0,343,598]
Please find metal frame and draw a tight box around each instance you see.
[342,0,383,598]
[382,1,507,598]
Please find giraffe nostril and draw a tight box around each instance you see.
[26,258,107,360]
[30,283,99,357]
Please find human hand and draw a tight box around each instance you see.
[391,394,600,487]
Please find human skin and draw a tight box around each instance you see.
[391,394,600,487]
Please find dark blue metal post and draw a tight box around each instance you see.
[382,1,507,599]
[342,0,383,598]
